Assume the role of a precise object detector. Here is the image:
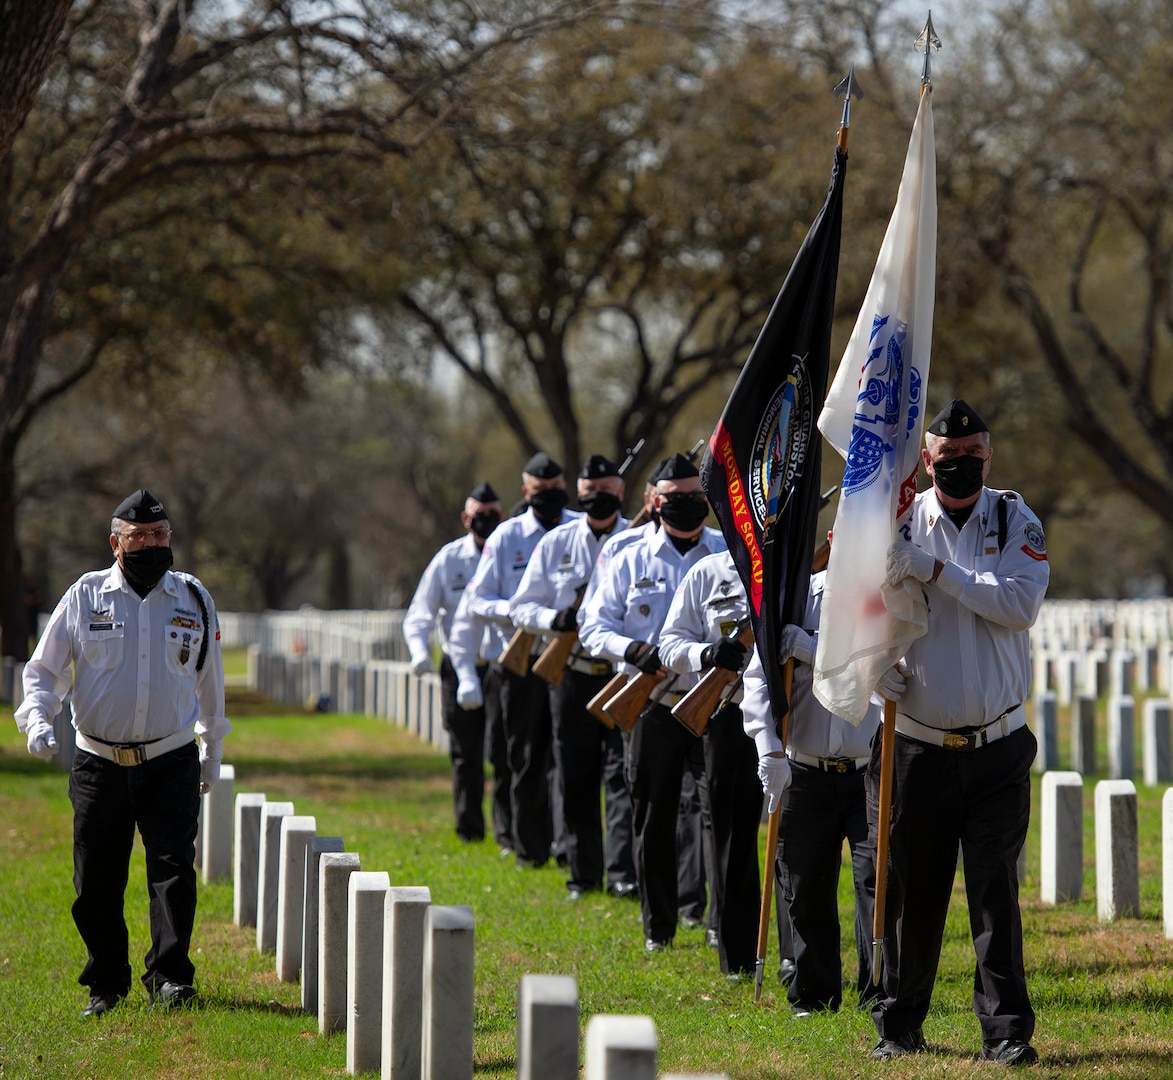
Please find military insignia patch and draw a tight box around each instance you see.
[1021,522,1047,561]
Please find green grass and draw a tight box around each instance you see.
[2,692,1173,1079]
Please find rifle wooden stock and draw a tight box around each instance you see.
[532,630,577,686]
[499,627,535,677]
[672,623,755,736]
[587,672,626,728]
[603,669,666,732]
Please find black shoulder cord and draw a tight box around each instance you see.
[186,579,211,673]
[997,492,1018,552]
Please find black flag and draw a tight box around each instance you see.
[700,145,846,725]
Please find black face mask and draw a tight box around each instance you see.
[120,546,174,593]
[578,491,622,522]
[932,454,986,500]
[658,493,709,532]
[469,510,501,540]
[528,488,568,527]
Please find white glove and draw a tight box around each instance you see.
[877,661,912,702]
[26,717,58,761]
[456,679,484,711]
[199,759,221,795]
[886,542,936,586]
[779,624,815,667]
[757,754,792,815]
[410,655,433,677]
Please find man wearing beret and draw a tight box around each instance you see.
[871,400,1048,1066]
[455,452,580,867]
[404,482,509,846]
[15,489,229,1017]
[510,454,637,900]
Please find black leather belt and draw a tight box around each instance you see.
[789,750,870,774]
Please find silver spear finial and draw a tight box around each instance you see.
[914,11,942,87]
[833,64,865,132]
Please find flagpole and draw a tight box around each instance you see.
[870,8,942,990]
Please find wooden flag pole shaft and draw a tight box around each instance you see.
[871,696,897,984]
[753,658,794,1005]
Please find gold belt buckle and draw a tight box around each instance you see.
[942,732,971,750]
[829,759,848,773]
[113,744,145,766]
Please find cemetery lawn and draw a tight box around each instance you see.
[2,692,1173,1080]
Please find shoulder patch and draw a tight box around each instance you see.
[1021,521,1047,561]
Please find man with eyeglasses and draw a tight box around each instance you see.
[15,489,229,1019]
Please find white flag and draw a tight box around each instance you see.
[813,89,937,724]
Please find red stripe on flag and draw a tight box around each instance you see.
[712,421,764,614]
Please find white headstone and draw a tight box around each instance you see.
[233,793,266,927]
[517,974,578,1080]
[1040,771,1083,904]
[421,906,475,1080]
[1071,695,1097,776]
[201,763,236,882]
[256,801,295,953]
[382,886,432,1080]
[1108,696,1135,780]
[1110,649,1135,698]
[1142,699,1173,786]
[320,852,362,1034]
[1163,789,1173,940]
[585,1015,657,1080]
[276,815,317,981]
[1094,779,1139,922]
[1033,692,1059,773]
[1057,652,1079,706]
[347,871,391,1075]
[302,836,345,1015]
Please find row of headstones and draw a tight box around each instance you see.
[1031,692,1172,784]
[247,648,448,754]
[1034,645,1170,703]
[200,775,724,1079]
[1037,772,1173,938]
[1034,597,1173,654]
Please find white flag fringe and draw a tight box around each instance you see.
[813,89,937,724]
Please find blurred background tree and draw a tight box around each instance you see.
[3,0,1170,658]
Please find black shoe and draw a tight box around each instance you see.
[607,881,638,900]
[81,992,123,1019]
[679,915,702,929]
[981,1040,1039,1066]
[790,1003,814,1019]
[705,928,720,950]
[871,1030,928,1060]
[149,981,197,1008]
[567,883,600,901]
[778,958,797,985]
[644,938,671,953]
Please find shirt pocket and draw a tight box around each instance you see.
[626,581,669,637]
[80,624,125,670]
[164,623,203,676]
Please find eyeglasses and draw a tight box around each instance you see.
[119,526,172,548]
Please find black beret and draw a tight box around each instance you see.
[656,452,700,481]
[927,399,988,438]
[522,451,563,479]
[580,454,620,480]
[112,488,167,523]
[468,481,499,503]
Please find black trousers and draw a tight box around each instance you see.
[69,741,200,997]
[628,703,710,944]
[550,669,636,891]
[676,765,709,923]
[482,666,512,849]
[866,725,1037,1043]
[500,667,554,865]
[778,760,876,1009]
[703,706,762,975]
[439,655,504,842]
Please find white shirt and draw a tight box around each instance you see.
[742,571,880,758]
[579,525,727,694]
[15,562,230,758]
[509,514,629,633]
[896,486,1049,729]
[402,532,482,665]
[658,550,748,699]
[462,506,582,659]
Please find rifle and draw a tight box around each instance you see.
[499,627,535,677]
[672,617,754,736]
[532,440,646,686]
[602,668,666,732]
[586,672,626,728]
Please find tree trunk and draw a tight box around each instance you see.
[0,447,29,660]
